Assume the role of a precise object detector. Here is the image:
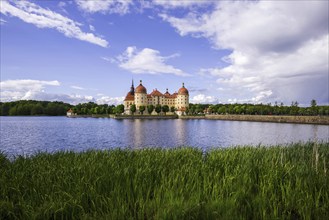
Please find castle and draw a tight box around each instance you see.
[124,80,189,115]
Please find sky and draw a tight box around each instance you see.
[0,0,328,106]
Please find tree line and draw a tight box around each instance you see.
[0,100,72,116]
[128,104,175,115]
[187,100,329,116]
[1,100,328,116]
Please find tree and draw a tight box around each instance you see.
[31,103,43,115]
[185,107,189,115]
[139,105,145,115]
[130,104,136,115]
[311,99,317,108]
[162,105,169,115]
[1,102,11,116]
[147,105,154,114]
[217,106,226,114]
[116,104,124,114]
[107,105,115,114]
[155,104,161,114]
[170,106,175,113]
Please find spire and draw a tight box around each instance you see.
[182,82,185,87]
[130,79,135,94]
[140,80,142,85]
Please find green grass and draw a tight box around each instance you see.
[1,142,328,219]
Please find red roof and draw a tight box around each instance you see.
[135,80,147,93]
[178,87,188,95]
[124,92,134,101]
[150,89,163,96]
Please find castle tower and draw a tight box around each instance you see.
[176,82,189,114]
[134,80,148,110]
[123,79,135,113]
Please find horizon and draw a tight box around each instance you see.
[1,0,328,106]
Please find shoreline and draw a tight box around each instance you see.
[202,114,329,125]
[67,114,329,125]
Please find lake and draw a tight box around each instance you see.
[1,116,328,157]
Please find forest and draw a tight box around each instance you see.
[0,99,328,116]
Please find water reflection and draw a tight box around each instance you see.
[174,119,187,146]
[0,117,328,157]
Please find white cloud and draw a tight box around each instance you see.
[101,56,116,63]
[0,79,125,105]
[89,24,95,32]
[153,0,212,8]
[58,2,66,8]
[75,0,132,14]
[0,79,60,102]
[191,94,218,104]
[96,96,124,105]
[70,85,85,90]
[0,1,108,47]
[117,46,189,76]
[0,18,7,25]
[162,1,329,104]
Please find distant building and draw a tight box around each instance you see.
[66,109,75,116]
[123,80,189,115]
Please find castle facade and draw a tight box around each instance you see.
[123,80,189,115]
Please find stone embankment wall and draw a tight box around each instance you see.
[204,115,329,125]
[112,115,178,119]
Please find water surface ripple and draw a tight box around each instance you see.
[1,116,328,157]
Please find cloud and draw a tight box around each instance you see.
[89,24,95,32]
[0,18,7,25]
[0,79,60,102]
[153,0,213,8]
[161,1,329,105]
[96,96,124,105]
[70,85,85,90]
[0,79,125,105]
[101,56,116,63]
[58,2,66,8]
[117,46,189,76]
[191,94,218,104]
[0,1,108,47]
[75,0,132,14]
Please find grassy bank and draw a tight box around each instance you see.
[205,115,329,125]
[1,143,328,219]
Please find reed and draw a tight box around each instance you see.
[0,142,328,219]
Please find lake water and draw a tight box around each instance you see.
[1,116,328,157]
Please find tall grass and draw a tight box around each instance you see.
[1,142,328,219]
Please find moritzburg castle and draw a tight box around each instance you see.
[123,80,189,115]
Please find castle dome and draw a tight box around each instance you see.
[178,83,189,95]
[135,80,147,94]
[124,91,134,101]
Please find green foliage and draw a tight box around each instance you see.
[161,105,169,115]
[115,104,125,114]
[1,99,328,117]
[0,100,71,116]
[170,106,175,113]
[139,105,145,115]
[147,104,154,114]
[155,104,161,114]
[0,143,328,219]
[186,101,329,116]
[130,104,136,115]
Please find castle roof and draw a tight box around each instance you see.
[178,82,189,95]
[150,89,163,96]
[135,80,147,94]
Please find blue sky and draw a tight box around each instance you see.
[1,0,328,106]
